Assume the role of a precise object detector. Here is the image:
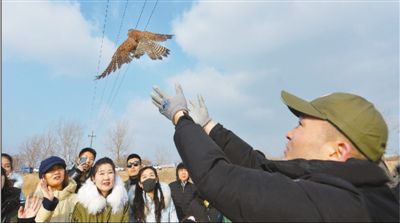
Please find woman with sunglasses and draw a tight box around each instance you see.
[71,157,129,222]
[132,166,178,223]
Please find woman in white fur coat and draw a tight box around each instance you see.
[131,166,178,223]
[71,157,129,222]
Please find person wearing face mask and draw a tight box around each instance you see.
[169,162,197,221]
[33,156,78,222]
[132,166,178,223]
[71,157,129,222]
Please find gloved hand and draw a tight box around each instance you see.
[189,95,212,127]
[151,83,188,122]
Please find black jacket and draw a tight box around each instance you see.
[169,180,197,221]
[173,115,400,222]
[67,165,91,192]
[1,186,21,223]
[186,197,222,222]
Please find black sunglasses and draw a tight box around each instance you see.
[127,162,141,168]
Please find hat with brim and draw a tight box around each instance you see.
[39,156,66,178]
[281,91,326,120]
[280,90,388,162]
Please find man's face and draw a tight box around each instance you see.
[178,168,189,182]
[79,151,95,171]
[1,157,12,176]
[126,158,141,177]
[284,116,335,160]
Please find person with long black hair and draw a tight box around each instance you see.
[132,166,178,223]
[1,167,21,223]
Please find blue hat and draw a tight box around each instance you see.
[39,156,66,178]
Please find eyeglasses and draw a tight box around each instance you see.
[127,162,141,168]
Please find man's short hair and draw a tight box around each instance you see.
[79,147,97,159]
[126,153,142,163]
[281,91,388,162]
[1,153,13,169]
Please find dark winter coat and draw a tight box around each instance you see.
[173,115,400,222]
[186,197,222,222]
[1,186,21,223]
[169,180,197,221]
[67,165,92,192]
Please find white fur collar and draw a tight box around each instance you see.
[77,175,128,215]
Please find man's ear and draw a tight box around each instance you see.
[329,142,353,161]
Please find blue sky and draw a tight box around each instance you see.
[3,0,399,164]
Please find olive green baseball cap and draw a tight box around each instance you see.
[281,91,388,162]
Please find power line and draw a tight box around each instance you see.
[135,0,148,29]
[107,0,159,115]
[97,0,130,117]
[95,0,150,132]
[144,0,159,31]
[89,0,110,139]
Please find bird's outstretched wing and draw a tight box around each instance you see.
[128,29,173,42]
[141,31,173,42]
[96,29,173,80]
[135,39,170,60]
[96,38,137,80]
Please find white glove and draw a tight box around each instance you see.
[189,95,212,127]
[151,84,188,122]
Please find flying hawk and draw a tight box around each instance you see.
[96,29,173,79]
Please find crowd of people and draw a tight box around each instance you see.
[1,85,400,222]
[1,148,223,223]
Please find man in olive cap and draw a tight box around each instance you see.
[151,84,399,222]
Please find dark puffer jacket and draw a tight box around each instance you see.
[173,115,400,222]
[186,196,222,222]
[1,186,21,223]
[67,166,92,192]
[169,168,197,221]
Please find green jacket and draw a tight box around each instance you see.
[70,175,129,222]
[71,202,129,222]
[34,178,78,222]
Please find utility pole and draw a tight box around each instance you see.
[88,130,96,147]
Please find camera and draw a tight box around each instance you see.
[79,157,88,164]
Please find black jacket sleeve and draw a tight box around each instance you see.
[17,217,36,223]
[209,123,267,169]
[67,166,83,190]
[173,115,370,222]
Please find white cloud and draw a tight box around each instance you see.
[122,97,179,163]
[169,1,398,157]
[3,1,115,78]
[172,1,397,69]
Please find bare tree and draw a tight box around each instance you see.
[54,120,84,166]
[39,130,57,161]
[18,130,57,168]
[153,146,170,165]
[12,153,24,171]
[19,135,43,168]
[105,120,131,167]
